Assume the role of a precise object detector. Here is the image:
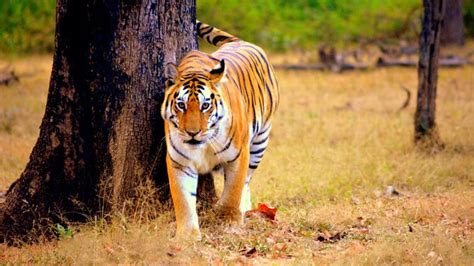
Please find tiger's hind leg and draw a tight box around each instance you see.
[241,124,272,213]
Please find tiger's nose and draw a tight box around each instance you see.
[186,129,201,137]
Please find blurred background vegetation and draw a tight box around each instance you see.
[0,0,473,54]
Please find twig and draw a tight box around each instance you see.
[273,63,369,72]
[398,86,411,112]
[377,56,472,68]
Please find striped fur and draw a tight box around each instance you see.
[161,21,279,240]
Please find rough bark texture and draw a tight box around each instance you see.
[415,0,445,145]
[0,0,216,243]
[441,0,464,45]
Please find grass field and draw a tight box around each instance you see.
[0,55,473,264]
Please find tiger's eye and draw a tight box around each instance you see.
[201,103,210,110]
[177,102,185,109]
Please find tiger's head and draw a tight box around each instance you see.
[161,52,227,146]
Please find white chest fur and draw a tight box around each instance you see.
[167,121,240,174]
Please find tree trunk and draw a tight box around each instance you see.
[415,0,445,146]
[0,0,215,244]
[441,0,464,45]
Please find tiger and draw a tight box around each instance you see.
[161,20,279,240]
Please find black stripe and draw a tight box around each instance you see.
[253,135,269,145]
[215,136,233,154]
[216,130,235,154]
[212,35,229,46]
[249,165,258,169]
[199,26,213,36]
[250,147,266,155]
[251,153,264,159]
[168,155,185,168]
[169,157,197,178]
[169,134,190,160]
[258,126,271,136]
[181,168,197,179]
[171,120,179,128]
[190,192,197,197]
[226,149,241,163]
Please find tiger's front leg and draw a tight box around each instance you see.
[166,155,201,240]
[216,148,250,223]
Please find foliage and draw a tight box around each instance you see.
[197,0,422,50]
[465,0,474,36]
[1,0,474,53]
[52,224,74,240]
[0,0,55,54]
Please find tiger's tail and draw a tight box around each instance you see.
[197,20,240,47]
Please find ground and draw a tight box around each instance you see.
[0,55,473,264]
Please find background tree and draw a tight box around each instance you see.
[415,0,445,146]
[0,0,216,243]
[441,0,464,45]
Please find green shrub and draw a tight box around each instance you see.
[465,0,474,36]
[197,0,422,51]
[1,0,473,54]
[0,0,55,54]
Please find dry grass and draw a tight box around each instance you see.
[0,55,473,264]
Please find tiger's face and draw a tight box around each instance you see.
[161,59,226,146]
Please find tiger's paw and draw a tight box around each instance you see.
[215,205,243,224]
[174,225,202,242]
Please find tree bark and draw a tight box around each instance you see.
[415,0,445,146]
[0,0,215,244]
[441,0,464,45]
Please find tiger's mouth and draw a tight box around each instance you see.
[185,138,205,145]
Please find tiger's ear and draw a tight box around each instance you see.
[210,59,225,83]
[164,63,178,90]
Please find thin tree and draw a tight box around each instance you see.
[415,0,445,146]
[0,0,216,243]
[441,0,464,45]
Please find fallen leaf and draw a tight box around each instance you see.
[272,243,288,252]
[104,245,115,255]
[329,231,347,241]
[245,203,277,221]
[240,246,257,257]
[322,230,331,240]
[351,196,361,205]
[166,244,183,257]
[315,230,347,243]
[427,251,437,258]
[385,186,401,196]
